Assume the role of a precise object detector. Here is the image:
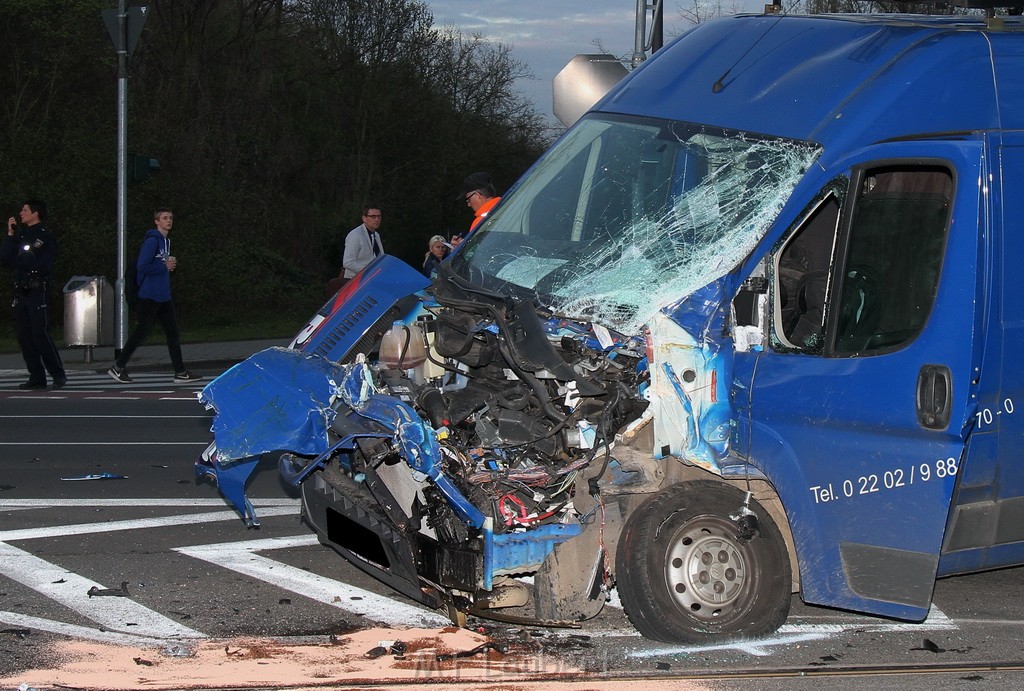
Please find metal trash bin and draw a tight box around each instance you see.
[63,276,114,346]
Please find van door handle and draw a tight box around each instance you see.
[917,365,952,430]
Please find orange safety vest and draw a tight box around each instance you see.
[470,196,501,231]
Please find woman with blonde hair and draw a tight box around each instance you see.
[422,234,449,277]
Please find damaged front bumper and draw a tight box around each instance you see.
[197,348,583,608]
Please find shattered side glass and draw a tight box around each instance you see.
[451,114,821,334]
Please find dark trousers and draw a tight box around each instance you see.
[14,290,66,383]
[116,298,185,373]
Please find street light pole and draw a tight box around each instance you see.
[115,0,128,351]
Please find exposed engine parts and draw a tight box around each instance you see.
[340,278,650,535]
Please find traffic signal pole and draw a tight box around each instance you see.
[632,1,664,68]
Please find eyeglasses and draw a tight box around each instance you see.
[364,214,382,219]
[465,191,479,202]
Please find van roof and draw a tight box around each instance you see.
[600,14,1024,158]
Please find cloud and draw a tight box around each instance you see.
[427,1,644,119]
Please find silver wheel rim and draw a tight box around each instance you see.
[665,522,747,620]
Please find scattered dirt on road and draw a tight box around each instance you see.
[0,625,595,690]
[2,624,716,690]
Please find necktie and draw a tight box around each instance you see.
[370,232,380,256]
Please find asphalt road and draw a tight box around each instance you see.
[2,371,1024,688]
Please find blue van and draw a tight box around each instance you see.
[198,11,1024,643]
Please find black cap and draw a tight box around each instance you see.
[460,171,493,196]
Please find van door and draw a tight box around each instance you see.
[743,142,984,620]
[940,132,1024,574]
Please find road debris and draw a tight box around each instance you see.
[87,581,130,598]
[913,638,944,653]
[160,644,195,658]
[435,641,508,662]
[60,473,128,481]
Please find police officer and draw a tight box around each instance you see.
[1,200,67,389]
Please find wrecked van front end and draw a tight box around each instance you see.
[200,11,1024,644]
[197,111,819,641]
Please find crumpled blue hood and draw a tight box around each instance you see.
[200,347,343,462]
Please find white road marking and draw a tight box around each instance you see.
[604,584,955,641]
[0,541,203,639]
[0,498,299,509]
[632,631,831,657]
[177,536,450,628]
[0,506,298,542]
[0,414,209,418]
[2,442,209,447]
[6,396,66,400]
[625,606,958,657]
[777,605,956,634]
[0,611,187,647]
[0,500,307,645]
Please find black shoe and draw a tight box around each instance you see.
[51,377,67,389]
[173,371,202,382]
[18,380,47,390]
[107,365,132,383]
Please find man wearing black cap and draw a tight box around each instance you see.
[461,172,501,232]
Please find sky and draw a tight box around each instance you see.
[425,1,762,124]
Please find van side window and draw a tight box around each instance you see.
[834,166,952,353]
[776,195,841,350]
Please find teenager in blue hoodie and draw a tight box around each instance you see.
[108,208,199,383]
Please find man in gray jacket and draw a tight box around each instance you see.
[342,205,384,279]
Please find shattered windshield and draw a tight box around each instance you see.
[450,113,820,334]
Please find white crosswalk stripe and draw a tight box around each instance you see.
[0,500,447,645]
[0,541,205,640]
[177,536,450,629]
[0,370,206,391]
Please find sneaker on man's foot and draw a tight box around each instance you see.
[107,365,132,383]
[18,380,46,390]
[173,371,202,382]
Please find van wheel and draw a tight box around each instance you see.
[615,480,791,643]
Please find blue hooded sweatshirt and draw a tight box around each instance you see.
[136,228,172,302]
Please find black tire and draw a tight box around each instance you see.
[615,480,791,643]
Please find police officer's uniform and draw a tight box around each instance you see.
[0,221,66,388]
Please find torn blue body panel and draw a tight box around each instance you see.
[195,453,263,527]
[196,347,348,525]
[198,346,487,530]
[488,524,584,575]
[200,347,343,462]
[651,279,736,469]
